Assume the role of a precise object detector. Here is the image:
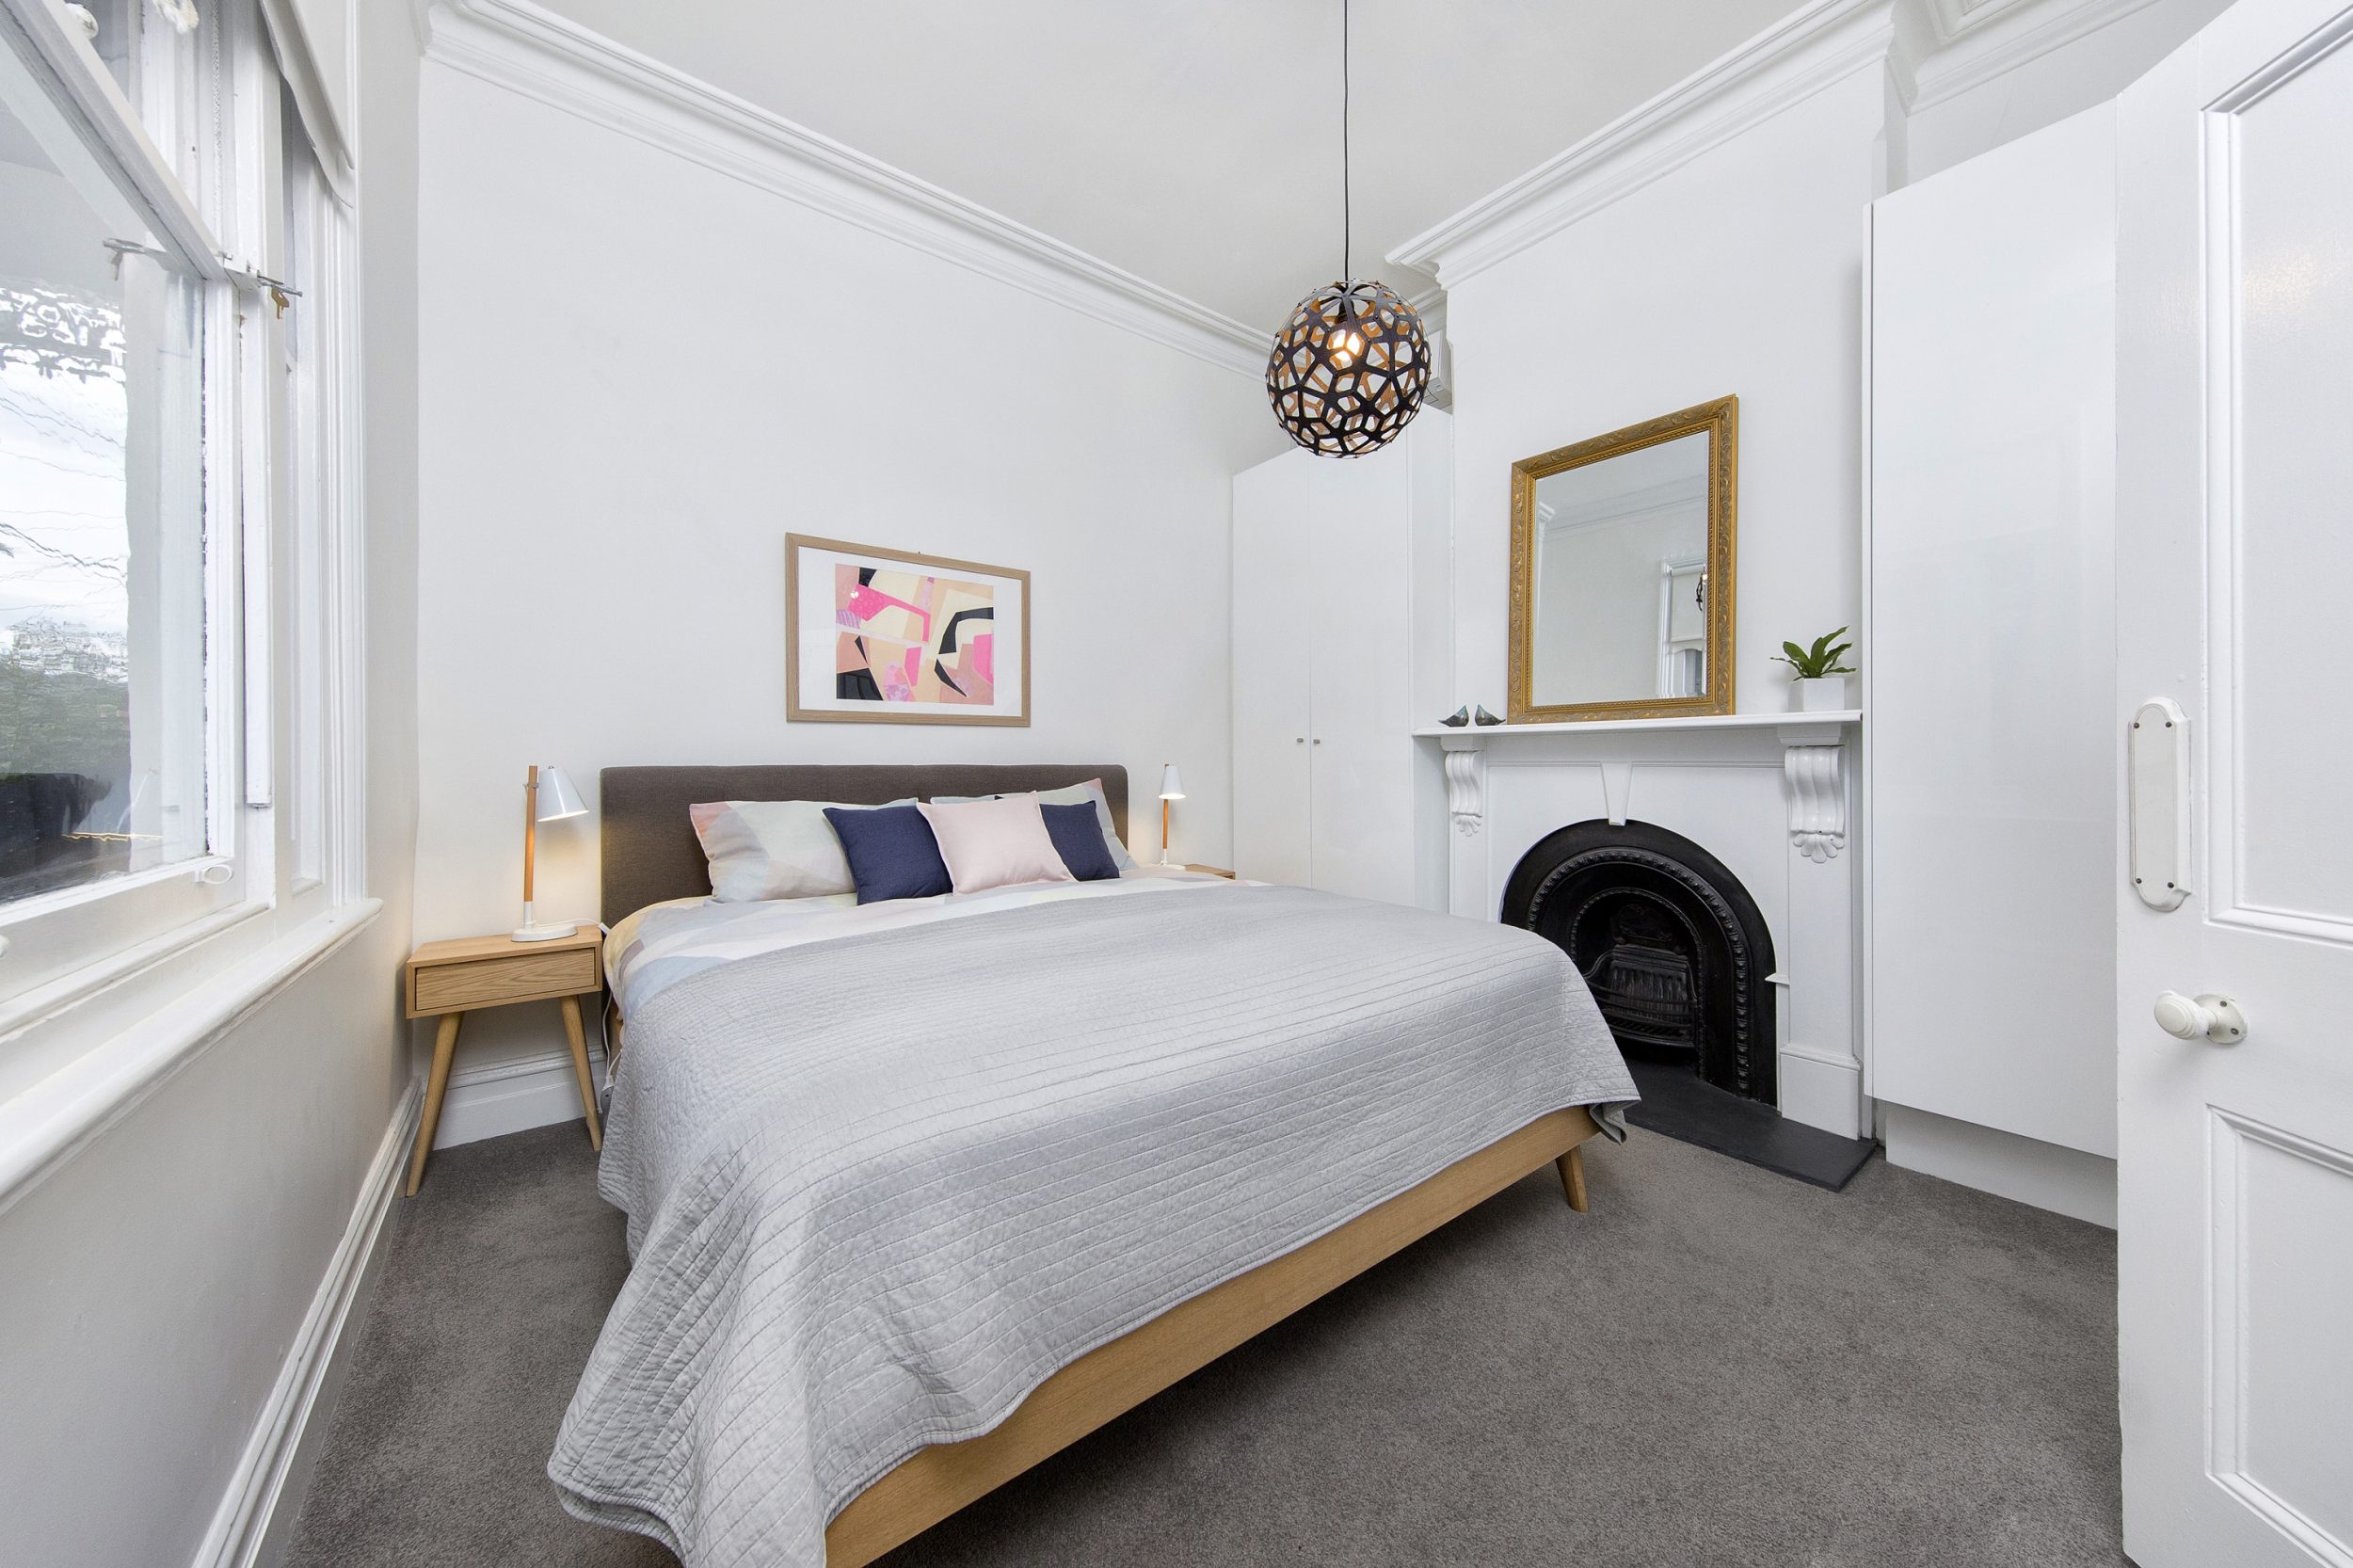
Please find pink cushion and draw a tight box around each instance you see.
[916,793,1075,894]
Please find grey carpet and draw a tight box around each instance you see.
[283,1122,2127,1568]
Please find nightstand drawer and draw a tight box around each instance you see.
[410,945,599,1015]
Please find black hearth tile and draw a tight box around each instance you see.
[1622,1059,1878,1191]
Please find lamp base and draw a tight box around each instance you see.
[511,920,579,943]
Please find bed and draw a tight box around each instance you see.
[552,763,1634,1568]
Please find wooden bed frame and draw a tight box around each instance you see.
[594,765,1605,1566]
[824,1107,1599,1567]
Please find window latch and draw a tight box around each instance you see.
[220,261,301,317]
[103,238,167,280]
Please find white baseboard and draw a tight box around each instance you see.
[1778,1043,1865,1141]
[191,1079,423,1568]
[433,1046,605,1149]
[1881,1102,2117,1228]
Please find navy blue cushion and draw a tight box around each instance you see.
[822,805,952,903]
[1040,802,1121,881]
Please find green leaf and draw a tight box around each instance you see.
[1775,627,1855,679]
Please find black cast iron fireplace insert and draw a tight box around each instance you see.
[1502,818,1777,1102]
[1500,819,1875,1191]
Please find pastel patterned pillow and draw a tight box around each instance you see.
[916,794,1075,894]
[689,797,913,902]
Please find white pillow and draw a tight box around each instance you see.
[917,793,1075,895]
[689,797,913,902]
[932,777,1136,871]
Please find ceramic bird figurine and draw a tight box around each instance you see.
[1474,705,1503,726]
[1439,706,1470,728]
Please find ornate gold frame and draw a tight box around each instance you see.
[1508,394,1738,724]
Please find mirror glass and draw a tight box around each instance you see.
[1528,431,1711,708]
[1510,396,1736,723]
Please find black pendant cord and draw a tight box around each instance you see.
[1265,0,1431,459]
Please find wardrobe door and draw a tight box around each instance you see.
[1868,105,2116,1158]
[1231,453,1314,887]
[1306,441,1416,904]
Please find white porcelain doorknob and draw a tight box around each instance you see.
[2153,991,2248,1044]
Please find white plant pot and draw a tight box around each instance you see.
[1792,675,1849,712]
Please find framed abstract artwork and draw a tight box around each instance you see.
[785,534,1031,726]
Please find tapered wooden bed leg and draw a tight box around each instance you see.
[1557,1146,1590,1213]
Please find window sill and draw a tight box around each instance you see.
[0,897,264,1048]
[0,897,383,1208]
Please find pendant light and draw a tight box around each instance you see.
[1266,0,1432,458]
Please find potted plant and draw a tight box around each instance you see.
[1775,627,1855,712]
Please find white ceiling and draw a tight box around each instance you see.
[532,0,1801,332]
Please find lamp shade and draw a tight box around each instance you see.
[1159,764,1186,801]
[1267,279,1431,457]
[535,764,586,821]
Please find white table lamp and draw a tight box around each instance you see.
[1157,763,1185,867]
[515,763,587,941]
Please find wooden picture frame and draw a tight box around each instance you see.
[786,534,1032,727]
[1508,394,1738,724]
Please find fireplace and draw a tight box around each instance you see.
[1502,820,1776,1102]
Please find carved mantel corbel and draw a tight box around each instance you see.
[1439,733,1482,836]
[1777,721,1848,861]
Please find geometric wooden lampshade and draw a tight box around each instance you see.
[1265,278,1432,458]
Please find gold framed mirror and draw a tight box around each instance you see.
[1509,394,1737,723]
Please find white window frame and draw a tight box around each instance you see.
[274,88,361,910]
[0,0,363,1077]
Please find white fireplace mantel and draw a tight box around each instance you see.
[1423,712,1861,857]
[1417,710,1865,1142]
[1411,711,1861,742]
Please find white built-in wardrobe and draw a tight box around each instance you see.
[1230,408,1452,908]
[1867,106,2119,1224]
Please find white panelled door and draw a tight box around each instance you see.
[1307,446,1414,904]
[1230,454,1314,888]
[2115,1,2353,1562]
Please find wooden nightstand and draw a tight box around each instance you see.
[1182,864,1236,878]
[403,927,604,1194]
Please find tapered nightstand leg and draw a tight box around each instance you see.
[561,994,603,1150]
[407,1013,464,1196]
[1557,1145,1590,1213]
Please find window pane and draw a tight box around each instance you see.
[72,0,196,162]
[0,85,206,904]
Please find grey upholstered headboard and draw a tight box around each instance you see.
[599,764,1130,925]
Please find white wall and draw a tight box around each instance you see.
[1446,66,1884,720]
[1901,0,2232,182]
[0,2,421,1562]
[411,58,1280,1087]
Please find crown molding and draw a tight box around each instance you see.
[1899,0,2167,110]
[1387,0,1895,288]
[420,0,1268,377]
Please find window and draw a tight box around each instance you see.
[0,85,209,905]
[0,0,356,1033]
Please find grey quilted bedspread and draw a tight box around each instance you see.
[548,883,1632,1566]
